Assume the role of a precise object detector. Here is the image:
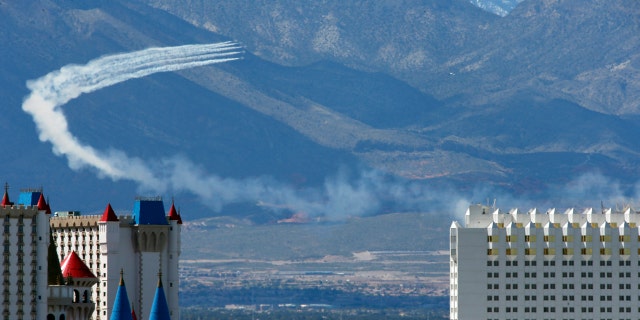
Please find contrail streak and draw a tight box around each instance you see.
[22,42,242,190]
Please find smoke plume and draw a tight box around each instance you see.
[22,42,458,219]
[23,43,631,220]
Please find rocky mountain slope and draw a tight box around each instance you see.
[469,0,525,16]
[1,0,639,219]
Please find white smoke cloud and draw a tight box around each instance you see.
[23,42,461,220]
[23,42,242,190]
[23,43,634,221]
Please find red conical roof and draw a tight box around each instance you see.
[60,251,96,279]
[132,306,138,320]
[36,194,52,214]
[1,191,12,207]
[168,204,179,221]
[0,183,12,207]
[100,203,119,222]
[168,203,183,224]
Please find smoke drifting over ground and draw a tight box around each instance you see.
[22,43,638,221]
[21,42,458,219]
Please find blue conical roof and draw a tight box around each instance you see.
[149,273,171,320]
[111,271,133,320]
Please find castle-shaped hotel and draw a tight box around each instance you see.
[0,184,182,320]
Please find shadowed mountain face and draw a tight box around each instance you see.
[1,0,639,220]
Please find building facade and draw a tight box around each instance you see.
[451,204,640,320]
[0,189,49,319]
[1,185,181,320]
[50,197,182,320]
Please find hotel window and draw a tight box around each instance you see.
[562,248,573,255]
[600,235,611,242]
[581,235,592,242]
[562,235,573,242]
[601,260,612,266]
[599,248,612,255]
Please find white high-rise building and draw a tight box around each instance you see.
[451,204,640,320]
[0,188,49,319]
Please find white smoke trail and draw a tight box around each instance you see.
[24,42,635,220]
[22,42,242,191]
[19,42,487,220]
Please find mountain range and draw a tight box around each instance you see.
[1,0,639,220]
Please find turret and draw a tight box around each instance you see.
[149,273,171,320]
[60,251,98,320]
[110,270,133,320]
[1,183,13,207]
[99,203,121,320]
[166,203,181,319]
